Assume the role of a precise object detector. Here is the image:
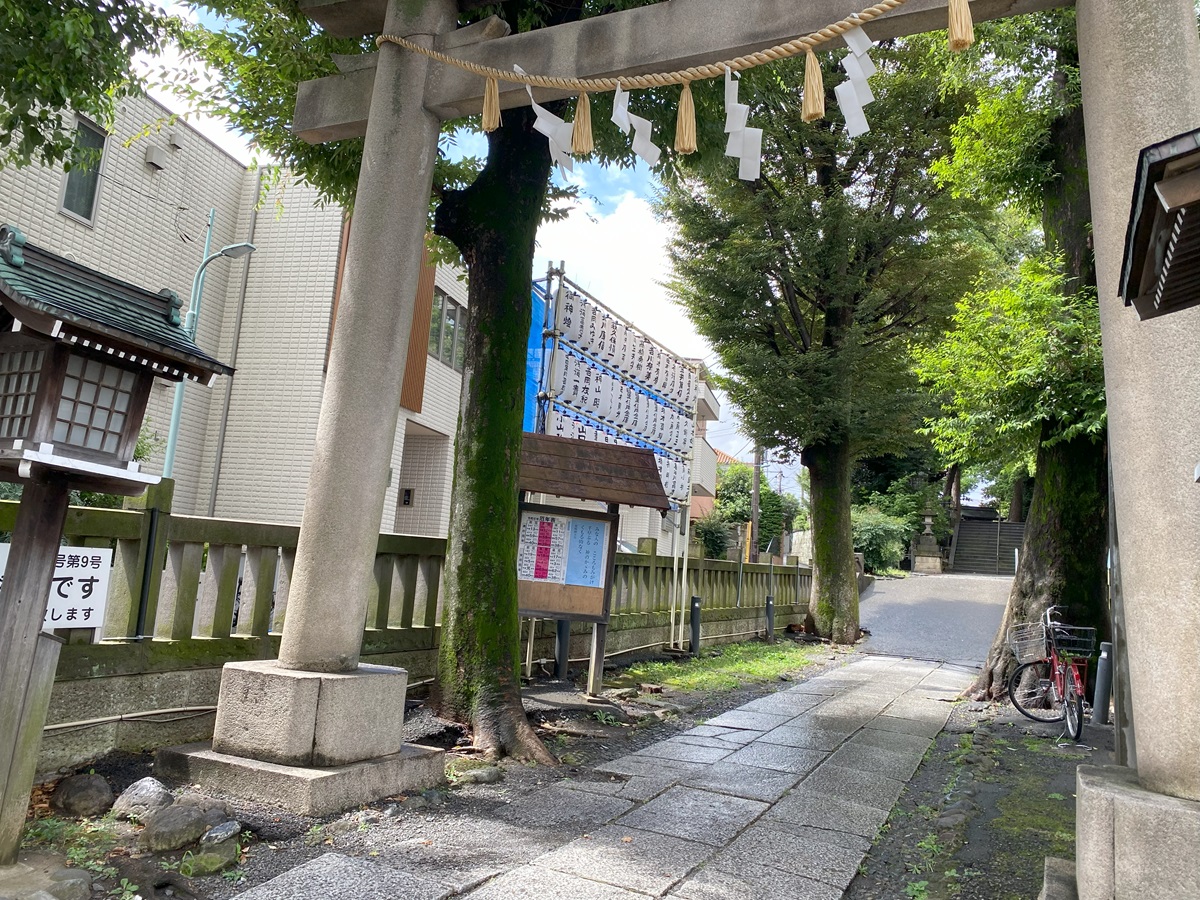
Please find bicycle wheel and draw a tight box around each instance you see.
[1063,668,1085,741]
[1008,661,1065,723]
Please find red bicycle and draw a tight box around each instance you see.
[1006,605,1096,741]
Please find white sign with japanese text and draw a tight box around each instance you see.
[0,543,112,632]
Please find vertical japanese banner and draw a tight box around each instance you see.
[0,543,112,632]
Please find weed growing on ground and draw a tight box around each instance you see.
[23,816,120,878]
[621,642,822,693]
[904,880,930,899]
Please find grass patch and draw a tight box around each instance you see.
[22,816,122,879]
[621,641,822,693]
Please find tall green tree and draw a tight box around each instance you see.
[0,0,167,168]
[661,43,991,643]
[713,462,798,554]
[922,10,1109,698]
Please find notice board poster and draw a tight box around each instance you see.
[518,512,609,588]
[517,508,614,621]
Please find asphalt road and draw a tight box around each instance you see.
[859,573,1011,667]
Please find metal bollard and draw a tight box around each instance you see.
[690,596,702,657]
[765,595,775,643]
[1092,641,1113,725]
[555,618,571,679]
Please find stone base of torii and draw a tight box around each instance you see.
[162,1,1200,895]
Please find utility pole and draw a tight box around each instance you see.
[750,445,762,563]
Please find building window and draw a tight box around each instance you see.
[60,119,107,224]
[429,289,466,373]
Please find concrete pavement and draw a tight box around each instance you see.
[236,656,975,899]
[859,573,1011,666]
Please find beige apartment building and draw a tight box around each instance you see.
[0,95,718,547]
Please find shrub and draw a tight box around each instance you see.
[693,509,731,559]
[851,506,910,572]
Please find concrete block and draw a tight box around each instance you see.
[312,662,407,766]
[154,741,443,817]
[1077,764,1200,899]
[211,661,321,765]
[1039,857,1078,900]
[211,660,408,767]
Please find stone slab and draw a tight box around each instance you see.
[678,725,762,746]
[232,853,450,900]
[756,723,849,752]
[865,713,944,738]
[850,727,932,757]
[711,827,864,890]
[702,710,794,732]
[764,788,890,839]
[463,865,647,899]
[154,741,443,817]
[533,824,714,895]
[211,660,409,766]
[723,742,825,775]
[737,693,824,717]
[633,738,733,765]
[594,755,704,780]
[389,818,559,876]
[673,731,761,752]
[493,783,634,830]
[826,742,926,782]
[669,863,841,900]
[801,763,904,810]
[682,761,802,802]
[757,822,872,853]
[617,786,767,847]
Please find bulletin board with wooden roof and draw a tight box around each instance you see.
[517,432,669,622]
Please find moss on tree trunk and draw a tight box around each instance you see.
[803,435,860,644]
[430,107,556,764]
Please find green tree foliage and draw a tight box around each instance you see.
[692,509,731,559]
[0,0,167,168]
[713,463,798,553]
[661,43,992,642]
[915,256,1106,462]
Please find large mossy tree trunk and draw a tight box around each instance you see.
[430,106,556,763]
[968,57,1110,698]
[970,424,1108,697]
[803,434,860,644]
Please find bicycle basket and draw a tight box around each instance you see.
[1007,622,1047,664]
[1052,625,1097,657]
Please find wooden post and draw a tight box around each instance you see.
[0,472,71,864]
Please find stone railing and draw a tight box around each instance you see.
[4,490,811,773]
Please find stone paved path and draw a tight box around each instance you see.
[236,656,976,900]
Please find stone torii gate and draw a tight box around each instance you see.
[213,1,1200,895]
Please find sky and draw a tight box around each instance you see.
[135,15,802,496]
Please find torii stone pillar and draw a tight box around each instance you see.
[1071,2,1200,897]
[185,0,458,805]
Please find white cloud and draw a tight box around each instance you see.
[534,192,707,361]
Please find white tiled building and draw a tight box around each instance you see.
[0,96,718,546]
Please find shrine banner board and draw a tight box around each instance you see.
[517,502,618,623]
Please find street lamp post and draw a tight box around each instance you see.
[162,220,255,478]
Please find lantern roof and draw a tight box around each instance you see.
[0,225,233,383]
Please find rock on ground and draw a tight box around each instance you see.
[139,805,209,852]
[111,776,174,820]
[49,774,113,818]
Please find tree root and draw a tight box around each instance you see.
[471,695,558,767]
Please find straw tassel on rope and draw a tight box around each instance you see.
[802,49,824,122]
[948,0,975,52]
[482,76,501,132]
[675,81,697,154]
[572,90,594,154]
